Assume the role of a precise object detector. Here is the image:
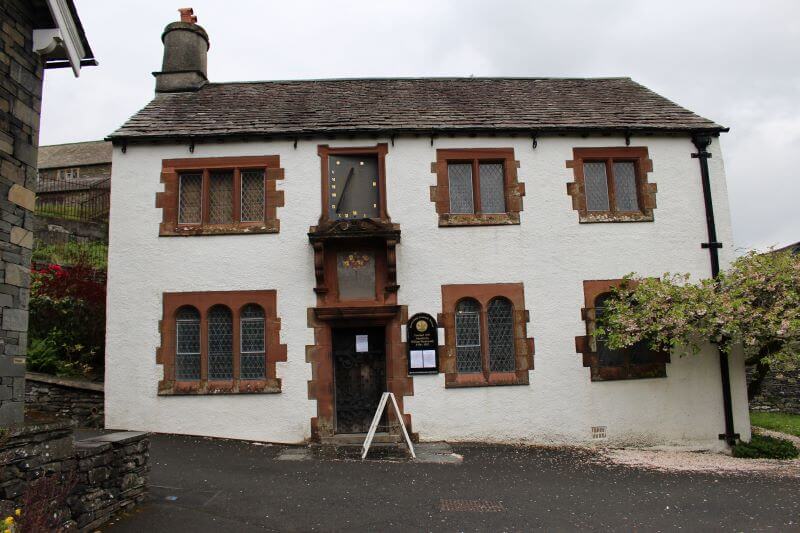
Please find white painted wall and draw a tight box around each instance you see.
[105,134,750,449]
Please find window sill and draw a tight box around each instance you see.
[591,365,667,381]
[158,378,282,395]
[159,221,280,236]
[445,371,529,388]
[578,212,654,224]
[438,213,520,227]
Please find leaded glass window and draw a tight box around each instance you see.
[594,292,662,368]
[479,163,506,213]
[208,305,233,380]
[487,298,515,372]
[448,163,474,214]
[175,306,200,380]
[209,171,233,224]
[241,170,265,222]
[240,304,266,380]
[582,158,642,214]
[613,162,639,212]
[593,293,625,366]
[584,162,610,212]
[178,173,202,224]
[455,299,482,373]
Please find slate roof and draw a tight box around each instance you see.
[38,141,112,169]
[109,77,725,141]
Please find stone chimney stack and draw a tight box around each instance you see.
[153,8,209,92]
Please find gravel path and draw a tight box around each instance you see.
[598,428,800,477]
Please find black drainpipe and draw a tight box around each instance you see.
[691,134,738,446]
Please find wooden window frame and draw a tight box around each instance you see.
[575,280,669,381]
[158,156,285,236]
[439,283,534,388]
[317,144,390,223]
[156,290,287,395]
[566,147,657,223]
[430,148,525,227]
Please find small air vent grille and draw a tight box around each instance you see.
[591,426,607,439]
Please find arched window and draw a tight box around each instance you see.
[455,299,482,373]
[175,306,200,380]
[487,298,515,372]
[208,305,233,380]
[240,304,265,380]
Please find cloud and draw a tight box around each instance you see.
[40,0,800,250]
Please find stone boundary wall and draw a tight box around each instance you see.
[0,420,149,530]
[748,367,800,415]
[24,372,104,428]
[33,214,108,244]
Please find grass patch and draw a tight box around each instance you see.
[732,434,798,459]
[32,241,107,269]
[750,411,800,438]
[36,204,84,220]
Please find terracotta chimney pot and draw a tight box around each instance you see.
[178,7,197,24]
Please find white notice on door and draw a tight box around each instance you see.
[422,350,436,368]
[410,350,424,369]
[356,334,369,353]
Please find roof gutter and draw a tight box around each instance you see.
[692,134,738,447]
[106,126,729,145]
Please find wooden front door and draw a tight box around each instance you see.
[333,327,386,434]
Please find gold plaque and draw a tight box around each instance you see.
[415,320,429,333]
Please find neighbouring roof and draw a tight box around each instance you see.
[38,140,112,169]
[109,77,726,142]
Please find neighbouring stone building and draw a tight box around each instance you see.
[0,0,96,425]
[37,140,112,188]
[105,9,751,450]
[35,140,111,253]
[747,240,800,414]
[749,367,800,415]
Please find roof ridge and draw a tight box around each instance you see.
[205,76,634,86]
[40,139,109,148]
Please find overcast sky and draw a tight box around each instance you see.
[40,1,799,251]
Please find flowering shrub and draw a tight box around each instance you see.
[596,250,800,375]
[28,262,106,378]
[2,510,20,533]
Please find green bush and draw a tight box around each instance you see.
[732,434,799,459]
[26,334,94,378]
[32,241,107,269]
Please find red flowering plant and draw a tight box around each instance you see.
[28,259,106,379]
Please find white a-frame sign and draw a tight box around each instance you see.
[361,392,416,460]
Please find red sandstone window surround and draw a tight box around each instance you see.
[157,156,285,236]
[156,290,287,395]
[566,147,657,223]
[439,283,534,387]
[430,148,525,226]
[575,280,669,381]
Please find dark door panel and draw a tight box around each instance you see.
[333,327,386,434]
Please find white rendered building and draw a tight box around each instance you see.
[104,10,749,449]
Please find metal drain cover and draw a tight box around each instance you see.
[439,499,505,512]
